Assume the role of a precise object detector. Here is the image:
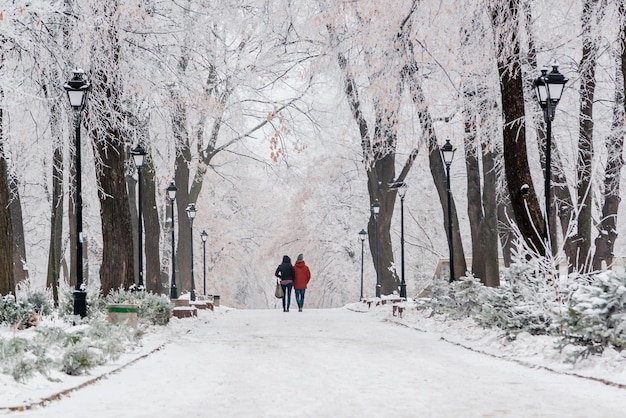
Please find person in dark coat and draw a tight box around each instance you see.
[275,255,295,312]
[293,253,311,312]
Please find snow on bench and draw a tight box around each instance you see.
[362,295,406,309]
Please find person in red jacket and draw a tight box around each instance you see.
[293,253,311,312]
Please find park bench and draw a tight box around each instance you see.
[363,296,405,309]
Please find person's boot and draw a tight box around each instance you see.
[299,307,302,312]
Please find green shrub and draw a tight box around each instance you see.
[10,358,36,383]
[25,290,54,316]
[103,289,173,326]
[140,294,174,325]
[423,254,559,336]
[0,337,55,382]
[559,272,626,352]
[61,345,103,376]
[0,294,37,329]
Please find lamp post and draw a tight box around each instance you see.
[130,144,147,291]
[440,139,456,283]
[534,65,567,256]
[358,229,367,301]
[201,230,208,296]
[396,182,408,298]
[186,203,197,301]
[371,200,381,297]
[166,182,178,299]
[64,69,90,317]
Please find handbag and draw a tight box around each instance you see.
[275,281,284,298]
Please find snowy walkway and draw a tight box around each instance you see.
[15,307,626,417]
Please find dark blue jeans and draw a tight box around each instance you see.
[281,282,293,311]
[295,289,306,308]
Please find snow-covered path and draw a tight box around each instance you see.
[19,307,626,417]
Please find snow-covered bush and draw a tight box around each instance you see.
[103,289,173,325]
[1,286,171,382]
[475,283,555,335]
[425,275,489,318]
[0,337,39,382]
[25,290,54,316]
[423,248,560,336]
[61,344,105,376]
[0,318,144,382]
[0,294,38,329]
[449,274,488,318]
[58,287,103,321]
[139,294,174,326]
[422,245,626,358]
[559,271,626,355]
[425,278,457,315]
[57,287,173,325]
[82,320,143,361]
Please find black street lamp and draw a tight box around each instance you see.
[131,144,147,291]
[166,182,178,299]
[358,229,367,301]
[440,139,456,283]
[534,65,567,255]
[201,230,208,296]
[371,200,381,297]
[186,203,197,302]
[395,182,408,298]
[64,69,90,318]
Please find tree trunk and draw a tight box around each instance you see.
[9,178,28,285]
[592,8,626,270]
[482,147,500,287]
[89,1,135,294]
[68,128,77,288]
[366,149,400,296]
[576,0,600,272]
[175,151,192,295]
[460,13,496,285]
[46,101,63,306]
[464,116,486,282]
[46,147,63,305]
[0,91,15,295]
[549,142,578,272]
[497,190,514,267]
[93,124,135,294]
[164,189,176,294]
[491,0,545,256]
[142,160,162,294]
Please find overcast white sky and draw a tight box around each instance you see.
[3,303,626,417]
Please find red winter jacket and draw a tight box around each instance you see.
[293,260,311,290]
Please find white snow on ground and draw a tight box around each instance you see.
[2,302,626,417]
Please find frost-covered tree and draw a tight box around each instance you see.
[592,2,626,271]
[490,0,545,256]
[459,4,500,286]
[136,0,314,295]
[323,0,470,293]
